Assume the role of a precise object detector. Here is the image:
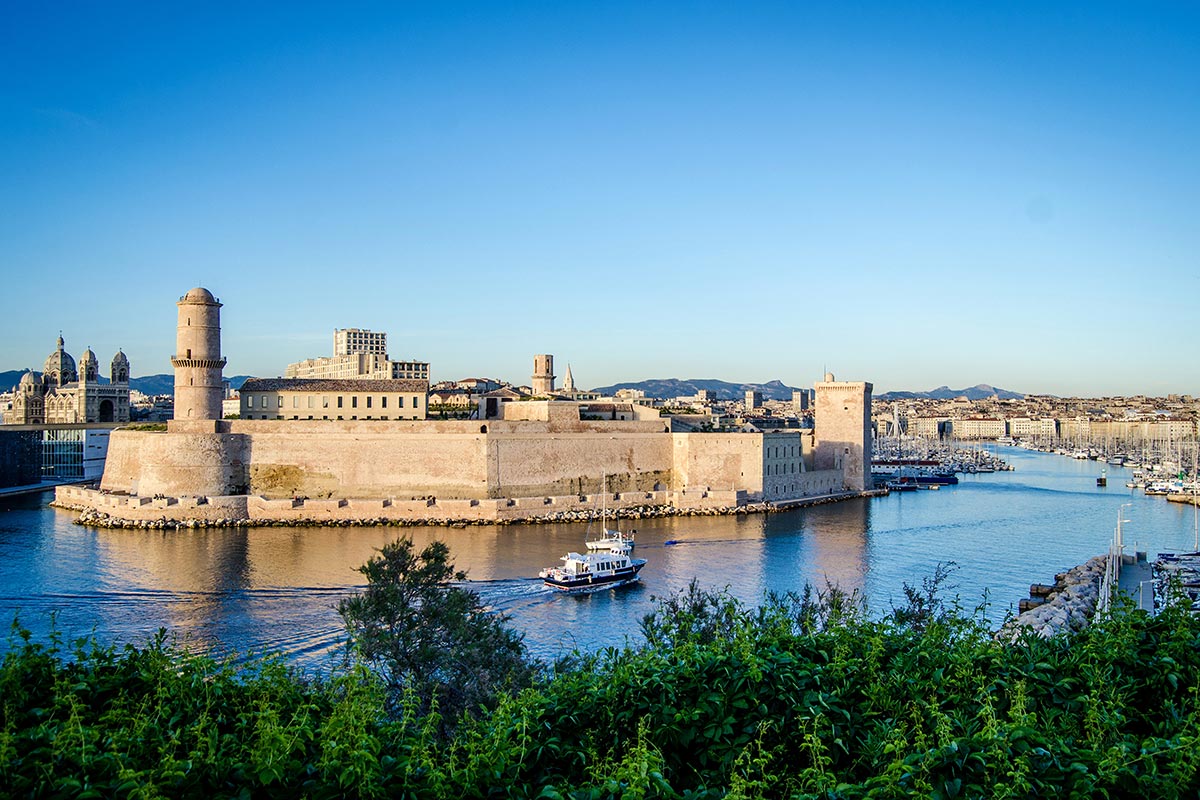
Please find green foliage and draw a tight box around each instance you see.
[6,560,1200,797]
[338,536,537,725]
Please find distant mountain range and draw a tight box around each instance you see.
[0,371,252,396]
[588,379,1026,402]
[589,378,802,401]
[0,369,1023,402]
[876,384,1025,401]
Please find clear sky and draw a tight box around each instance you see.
[2,1,1197,396]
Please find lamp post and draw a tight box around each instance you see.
[1139,579,1155,613]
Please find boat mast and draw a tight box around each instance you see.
[602,472,606,528]
[1193,442,1198,553]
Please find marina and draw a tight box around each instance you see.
[3,446,1200,667]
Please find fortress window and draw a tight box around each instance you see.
[322,396,328,408]
[398,397,405,408]
[414,396,421,408]
[277,397,283,408]
[352,397,358,409]
[381,397,387,408]
[337,396,343,408]
[261,396,267,409]
[366,397,372,408]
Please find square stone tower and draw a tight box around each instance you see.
[813,373,873,492]
[532,354,555,396]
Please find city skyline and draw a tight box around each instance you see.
[2,2,1198,396]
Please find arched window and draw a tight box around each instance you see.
[480,425,488,433]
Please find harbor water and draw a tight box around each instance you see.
[2,447,1198,669]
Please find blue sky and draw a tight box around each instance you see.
[2,1,1197,395]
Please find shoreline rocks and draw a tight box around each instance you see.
[58,494,861,531]
[998,555,1106,640]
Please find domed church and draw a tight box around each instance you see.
[6,336,131,424]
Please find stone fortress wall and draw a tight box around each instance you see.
[96,414,842,506]
[58,286,872,526]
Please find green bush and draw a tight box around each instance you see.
[5,563,1200,798]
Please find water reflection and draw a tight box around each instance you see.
[3,448,1200,668]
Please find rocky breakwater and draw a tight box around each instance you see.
[74,507,250,530]
[999,556,1106,640]
[70,501,779,531]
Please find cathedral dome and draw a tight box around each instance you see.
[42,335,77,384]
[18,370,42,389]
[80,347,97,364]
[112,349,129,366]
[181,287,216,303]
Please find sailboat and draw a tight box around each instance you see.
[585,475,636,553]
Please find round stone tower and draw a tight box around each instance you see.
[171,287,226,420]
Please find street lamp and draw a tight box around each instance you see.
[1139,579,1155,612]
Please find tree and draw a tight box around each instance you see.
[338,537,535,724]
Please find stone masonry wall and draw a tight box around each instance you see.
[487,432,673,498]
[93,415,863,516]
[100,430,246,497]
[673,433,765,498]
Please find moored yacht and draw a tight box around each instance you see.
[585,474,636,553]
[586,527,636,553]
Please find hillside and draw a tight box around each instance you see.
[588,378,801,401]
[2,370,1023,401]
[0,371,252,395]
[876,383,1025,401]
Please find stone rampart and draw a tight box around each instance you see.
[86,414,858,523]
[100,430,246,498]
[100,421,679,501]
[487,432,672,497]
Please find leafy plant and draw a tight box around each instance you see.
[338,537,537,726]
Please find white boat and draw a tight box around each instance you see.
[585,475,636,553]
[540,550,647,593]
[586,528,635,553]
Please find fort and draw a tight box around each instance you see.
[54,288,874,527]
